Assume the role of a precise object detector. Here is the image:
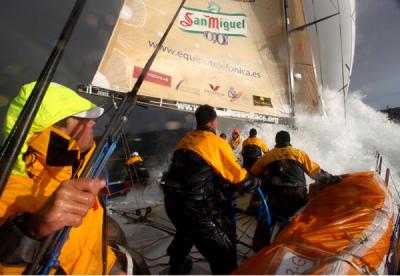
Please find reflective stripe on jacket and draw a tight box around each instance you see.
[0,127,116,274]
[176,129,247,184]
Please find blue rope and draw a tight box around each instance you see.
[39,139,118,274]
[256,187,271,225]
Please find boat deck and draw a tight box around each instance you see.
[108,190,258,274]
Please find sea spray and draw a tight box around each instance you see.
[220,89,400,194]
[112,89,400,209]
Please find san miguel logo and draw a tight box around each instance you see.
[179,2,248,45]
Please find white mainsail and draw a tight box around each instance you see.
[91,0,298,124]
[90,0,354,124]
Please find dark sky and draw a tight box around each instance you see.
[0,0,195,137]
[0,0,399,138]
[351,0,400,109]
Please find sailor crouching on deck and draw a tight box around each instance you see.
[241,128,269,170]
[126,151,150,183]
[163,104,257,275]
[250,130,341,252]
[0,82,118,274]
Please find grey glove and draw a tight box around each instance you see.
[329,175,342,184]
[241,174,261,192]
[315,170,342,184]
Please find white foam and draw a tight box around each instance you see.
[220,88,400,184]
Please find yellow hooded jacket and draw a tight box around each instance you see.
[176,129,247,184]
[126,155,143,165]
[0,82,116,274]
[251,146,321,178]
[241,136,269,154]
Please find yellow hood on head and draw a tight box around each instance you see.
[3,81,98,176]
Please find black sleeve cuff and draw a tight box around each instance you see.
[0,214,41,265]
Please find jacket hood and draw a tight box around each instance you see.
[3,81,98,176]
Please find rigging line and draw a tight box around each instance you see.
[283,0,294,117]
[138,235,171,252]
[33,1,187,273]
[0,0,88,195]
[312,0,324,97]
[237,217,256,240]
[389,172,400,202]
[288,12,340,33]
[336,0,347,122]
[143,254,169,262]
[242,244,254,259]
[21,1,89,274]
[329,0,339,11]
[80,0,187,179]
[293,62,315,67]
[121,131,141,206]
[338,83,349,92]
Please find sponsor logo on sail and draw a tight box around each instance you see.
[179,2,247,45]
[175,79,201,95]
[253,95,273,107]
[209,84,220,92]
[133,66,172,87]
[204,83,224,96]
[228,87,242,102]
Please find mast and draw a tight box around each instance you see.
[283,0,295,118]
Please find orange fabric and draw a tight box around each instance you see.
[233,172,393,274]
[251,146,320,177]
[241,136,269,154]
[176,129,247,184]
[0,127,116,275]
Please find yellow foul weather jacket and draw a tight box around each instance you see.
[251,146,321,182]
[241,136,269,154]
[126,155,144,165]
[176,129,247,184]
[0,82,116,274]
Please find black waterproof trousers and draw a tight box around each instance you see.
[252,186,308,252]
[164,191,237,275]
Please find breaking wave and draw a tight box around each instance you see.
[220,89,400,200]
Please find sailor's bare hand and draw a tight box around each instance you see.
[27,178,105,239]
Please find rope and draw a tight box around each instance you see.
[121,131,141,206]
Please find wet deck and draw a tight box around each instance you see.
[108,189,258,274]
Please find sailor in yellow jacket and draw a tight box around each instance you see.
[250,130,341,252]
[125,151,149,184]
[163,105,256,275]
[0,82,117,274]
[241,128,269,169]
[229,127,241,150]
